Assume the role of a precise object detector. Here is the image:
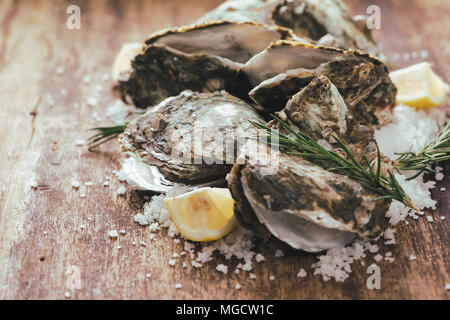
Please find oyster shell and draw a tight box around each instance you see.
[119,90,264,184]
[227,76,391,252]
[196,0,378,54]
[244,41,396,125]
[119,21,295,108]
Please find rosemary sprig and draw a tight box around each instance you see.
[394,121,450,179]
[87,110,146,150]
[250,115,418,210]
[87,124,128,151]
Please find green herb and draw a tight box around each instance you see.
[394,121,450,179]
[87,124,128,151]
[250,115,418,210]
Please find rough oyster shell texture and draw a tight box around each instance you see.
[119,90,264,183]
[119,21,296,108]
[227,76,391,251]
[244,41,396,125]
[196,0,378,54]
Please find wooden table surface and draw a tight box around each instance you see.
[0,0,448,300]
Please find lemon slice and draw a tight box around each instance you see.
[390,62,448,109]
[163,187,236,242]
[111,43,143,81]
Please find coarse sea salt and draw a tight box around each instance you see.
[297,268,307,278]
[216,264,228,274]
[108,230,118,239]
[274,249,284,257]
[117,186,127,196]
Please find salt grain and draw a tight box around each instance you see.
[297,268,307,278]
[56,66,65,75]
[175,283,183,289]
[440,187,446,191]
[374,254,383,262]
[216,264,228,274]
[427,216,433,222]
[235,283,241,290]
[384,228,396,245]
[87,97,99,107]
[269,275,275,281]
[409,255,417,261]
[64,291,71,298]
[168,259,176,266]
[441,216,445,220]
[420,50,429,59]
[275,249,284,257]
[108,230,118,239]
[103,181,110,187]
[117,186,127,196]
[255,253,265,262]
[30,180,38,189]
[249,273,256,280]
[140,241,147,247]
[82,76,91,84]
[101,74,110,82]
[71,181,80,189]
[120,229,126,235]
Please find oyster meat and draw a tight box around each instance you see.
[196,0,378,54]
[119,90,264,184]
[243,41,396,125]
[227,76,391,252]
[119,21,295,108]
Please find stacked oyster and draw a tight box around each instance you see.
[116,0,397,252]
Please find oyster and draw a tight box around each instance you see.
[119,90,264,184]
[119,21,295,108]
[243,41,396,125]
[227,76,391,252]
[196,0,378,54]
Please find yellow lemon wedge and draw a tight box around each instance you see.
[163,187,236,242]
[111,43,143,81]
[390,62,448,109]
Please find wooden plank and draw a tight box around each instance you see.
[0,0,448,300]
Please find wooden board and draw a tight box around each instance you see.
[0,0,448,300]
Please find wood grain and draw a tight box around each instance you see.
[0,0,448,300]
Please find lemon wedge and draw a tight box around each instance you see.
[163,187,236,242]
[111,43,143,81]
[390,62,448,109]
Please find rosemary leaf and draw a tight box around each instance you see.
[251,115,418,210]
[394,121,450,178]
[87,123,128,151]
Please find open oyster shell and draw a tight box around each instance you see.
[196,0,378,54]
[119,90,264,184]
[243,41,396,125]
[119,21,295,108]
[227,76,391,252]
